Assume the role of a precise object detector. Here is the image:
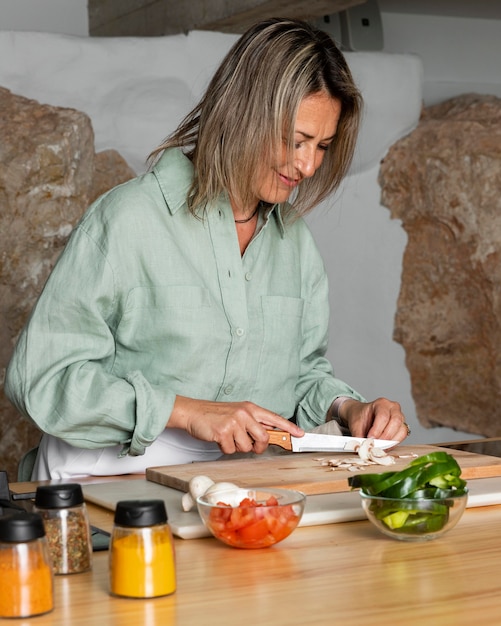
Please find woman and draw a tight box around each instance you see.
[5,18,409,479]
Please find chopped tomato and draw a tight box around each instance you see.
[207,496,300,548]
[228,505,257,530]
[239,497,258,507]
[237,517,270,542]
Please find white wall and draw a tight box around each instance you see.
[0,0,88,36]
[1,4,500,444]
[382,13,501,104]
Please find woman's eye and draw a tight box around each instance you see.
[318,144,329,152]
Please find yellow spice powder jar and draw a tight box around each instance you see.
[109,499,176,598]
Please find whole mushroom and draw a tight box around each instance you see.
[181,476,215,512]
[181,475,240,511]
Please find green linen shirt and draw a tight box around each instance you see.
[5,148,364,457]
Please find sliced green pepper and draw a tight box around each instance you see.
[349,452,467,534]
[348,452,466,497]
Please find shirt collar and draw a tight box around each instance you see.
[260,203,285,238]
[153,148,287,237]
[152,148,193,215]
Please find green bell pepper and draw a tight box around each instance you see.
[349,452,467,534]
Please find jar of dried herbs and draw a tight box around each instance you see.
[34,483,92,575]
[0,512,54,618]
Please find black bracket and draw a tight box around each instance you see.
[0,471,25,514]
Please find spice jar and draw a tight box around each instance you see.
[109,499,176,598]
[34,483,92,575]
[0,512,54,618]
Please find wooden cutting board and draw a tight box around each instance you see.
[146,444,501,496]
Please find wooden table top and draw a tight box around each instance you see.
[10,480,501,626]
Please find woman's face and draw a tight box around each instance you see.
[253,91,342,207]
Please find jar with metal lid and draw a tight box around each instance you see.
[34,483,92,575]
[0,512,54,618]
[109,499,176,598]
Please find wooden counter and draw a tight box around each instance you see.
[12,490,501,625]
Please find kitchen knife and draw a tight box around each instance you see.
[266,430,398,453]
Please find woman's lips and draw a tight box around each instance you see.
[278,172,300,188]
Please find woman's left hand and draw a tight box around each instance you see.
[339,397,410,443]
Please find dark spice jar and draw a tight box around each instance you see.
[34,483,92,575]
[0,512,54,618]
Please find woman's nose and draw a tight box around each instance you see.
[295,147,318,178]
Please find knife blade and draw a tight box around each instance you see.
[266,430,398,453]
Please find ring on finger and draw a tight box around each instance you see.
[403,422,411,436]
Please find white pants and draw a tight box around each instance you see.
[32,428,223,480]
[32,420,345,480]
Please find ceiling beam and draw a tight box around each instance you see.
[89,0,367,37]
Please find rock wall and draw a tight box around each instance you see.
[0,88,135,481]
[379,94,501,436]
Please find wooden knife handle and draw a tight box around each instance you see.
[266,430,292,451]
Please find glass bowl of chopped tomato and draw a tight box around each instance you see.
[196,487,305,549]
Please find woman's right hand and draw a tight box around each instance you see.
[167,395,304,455]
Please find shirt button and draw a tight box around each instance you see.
[235,328,245,337]
[245,272,252,281]
[224,385,234,395]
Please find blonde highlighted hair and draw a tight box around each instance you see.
[148,18,362,217]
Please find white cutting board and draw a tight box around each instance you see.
[82,476,501,540]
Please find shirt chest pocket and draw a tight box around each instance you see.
[116,285,218,353]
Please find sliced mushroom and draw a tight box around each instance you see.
[356,438,374,461]
[316,437,396,471]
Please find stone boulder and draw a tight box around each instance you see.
[0,87,135,480]
[379,93,501,436]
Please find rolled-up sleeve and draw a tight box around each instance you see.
[5,219,173,455]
